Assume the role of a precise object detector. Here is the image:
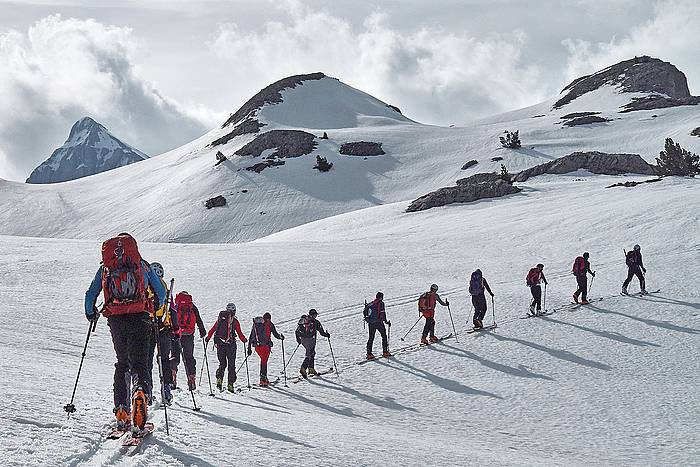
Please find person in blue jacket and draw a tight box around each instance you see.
[363,292,391,360]
[84,233,165,431]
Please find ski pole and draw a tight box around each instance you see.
[198,352,205,386]
[588,275,595,296]
[446,303,458,342]
[363,300,367,330]
[202,338,214,396]
[64,315,99,418]
[243,350,252,390]
[387,323,391,348]
[400,316,423,341]
[327,336,339,377]
[189,386,200,411]
[285,343,300,369]
[543,284,547,313]
[152,318,170,435]
[491,295,496,327]
[281,338,288,387]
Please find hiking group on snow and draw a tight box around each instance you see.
[73,232,650,441]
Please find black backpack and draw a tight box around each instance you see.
[296,315,314,338]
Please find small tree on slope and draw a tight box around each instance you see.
[656,138,699,176]
[499,130,521,149]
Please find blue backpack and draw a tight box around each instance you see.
[469,270,484,295]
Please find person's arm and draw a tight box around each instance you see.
[145,264,166,306]
[247,326,254,354]
[206,320,218,342]
[234,319,247,343]
[316,320,330,338]
[483,278,494,296]
[84,266,103,319]
[639,252,646,271]
[194,305,206,338]
[542,272,548,285]
[436,293,448,306]
[270,323,283,340]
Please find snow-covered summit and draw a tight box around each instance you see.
[26,117,148,184]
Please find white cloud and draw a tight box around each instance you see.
[562,0,700,93]
[207,4,548,126]
[0,14,213,181]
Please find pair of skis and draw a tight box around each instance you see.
[106,422,155,448]
[291,367,335,384]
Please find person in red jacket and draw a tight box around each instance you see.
[206,303,247,392]
[170,291,206,391]
[526,264,548,315]
[247,312,284,387]
[418,284,449,344]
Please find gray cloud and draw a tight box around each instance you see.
[0,14,212,180]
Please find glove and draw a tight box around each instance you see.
[326,331,331,337]
[199,330,206,339]
[280,333,285,340]
[491,293,495,298]
[386,321,391,327]
[85,312,97,323]
[445,300,450,306]
[247,348,252,356]
[205,336,210,344]
[592,271,596,277]
[296,337,301,345]
[642,267,647,273]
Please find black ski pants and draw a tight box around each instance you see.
[215,343,238,384]
[171,333,197,376]
[530,285,542,311]
[301,337,317,369]
[472,294,487,323]
[575,274,588,301]
[421,316,436,338]
[367,322,388,354]
[623,266,645,290]
[108,313,151,409]
[158,329,174,388]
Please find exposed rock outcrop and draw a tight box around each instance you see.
[554,56,694,109]
[246,159,286,173]
[607,178,662,188]
[563,116,611,126]
[339,141,385,156]
[406,172,520,212]
[461,160,478,170]
[691,127,700,137]
[515,152,656,182]
[205,195,227,209]
[621,95,700,113]
[235,130,317,159]
[210,119,265,147]
[560,112,601,119]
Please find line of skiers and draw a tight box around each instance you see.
[82,232,650,433]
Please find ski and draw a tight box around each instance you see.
[357,333,454,365]
[250,377,281,389]
[121,422,154,447]
[106,427,129,440]
[622,288,661,297]
[291,367,335,384]
[467,324,498,333]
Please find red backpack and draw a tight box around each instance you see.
[175,292,196,335]
[101,234,148,317]
[526,268,540,286]
[572,256,585,275]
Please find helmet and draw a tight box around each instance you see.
[536,263,544,269]
[376,292,384,299]
[583,252,589,258]
[263,312,271,320]
[150,262,164,278]
[308,308,318,316]
[226,303,236,313]
[474,269,482,276]
[430,284,438,291]
[634,244,641,251]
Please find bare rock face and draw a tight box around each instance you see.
[406,173,520,212]
[554,56,694,109]
[461,160,478,170]
[563,116,611,126]
[339,141,385,156]
[210,119,265,147]
[246,159,286,173]
[235,130,317,159]
[205,195,227,209]
[515,152,656,182]
[621,95,700,112]
[691,127,700,137]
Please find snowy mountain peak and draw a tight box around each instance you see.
[212,72,412,147]
[26,117,147,184]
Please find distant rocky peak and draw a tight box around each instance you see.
[554,56,691,109]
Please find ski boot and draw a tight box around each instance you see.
[529,305,536,316]
[420,337,429,345]
[114,404,131,430]
[366,353,376,360]
[382,350,392,358]
[131,387,148,431]
[307,368,318,376]
[161,385,173,406]
[216,377,223,391]
[259,377,269,387]
[640,289,648,295]
[580,299,590,305]
[300,367,308,379]
[187,374,196,391]
[621,286,628,295]
[573,293,579,303]
[227,383,235,393]
[429,335,439,343]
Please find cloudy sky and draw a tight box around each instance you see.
[0,0,698,181]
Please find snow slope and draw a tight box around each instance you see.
[1,70,699,243]
[1,172,698,466]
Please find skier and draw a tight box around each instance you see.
[572,252,595,304]
[170,291,206,391]
[468,269,494,329]
[526,263,548,315]
[142,262,177,405]
[418,284,449,344]
[84,233,165,432]
[247,312,284,387]
[206,303,247,392]
[622,244,647,295]
[295,308,331,378]
[363,292,391,359]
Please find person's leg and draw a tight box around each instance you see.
[159,331,173,388]
[421,317,430,339]
[108,317,130,409]
[471,295,480,325]
[379,323,388,353]
[170,336,182,385]
[301,339,311,369]
[182,335,196,377]
[534,285,542,311]
[367,324,377,355]
[636,269,646,291]
[477,295,487,322]
[216,344,227,381]
[228,345,237,384]
[125,315,151,394]
[530,287,537,310]
[578,275,588,301]
[623,268,635,288]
